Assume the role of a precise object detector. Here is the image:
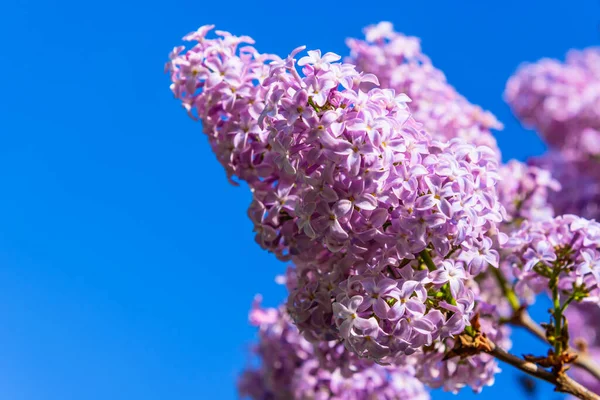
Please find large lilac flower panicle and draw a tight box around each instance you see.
[504,215,600,304]
[245,44,508,362]
[497,160,560,228]
[346,22,502,155]
[166,25,280,185]
[565,303,600,396]
[168,24,511,395]
[238,299,430,400]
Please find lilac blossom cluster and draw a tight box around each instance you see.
[168,23,511,396]
[505,48,600,220]
[250,46,505,268]
[238,299,430,400]
[282,256,513,393]
[330,262,471,360]
[497,160,560,227]
[346,22,502,156]
[284,255,510,393]
[168,25,509,362]
[505,48,600,161]
[530,153,600,220]
[565,303,600,396]
[167,22,600,400]
[250,43,507,362]
[166,25,278,185]
[167,25,506,272]
[503,215,600,304]
[414,274,512,394]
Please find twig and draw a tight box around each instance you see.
[513,308,548,342]
[578,355,600,385]
[491,267,600,382]
[485,340,600,400]
[511,308,600,383]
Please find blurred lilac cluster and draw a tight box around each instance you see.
[506,48,600,220]
[497,160,560,227]
[167,24,508,366]
[566,303,600,396]
[504,47,600,397]
[504,215,600,304]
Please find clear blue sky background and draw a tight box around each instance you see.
[1,1,599,399]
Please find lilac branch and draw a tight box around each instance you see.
[486,340,600,400]
[511,308,600,383]
[492,267,600,383]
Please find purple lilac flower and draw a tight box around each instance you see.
[414,312,509,394]
[170,24,512,386]
[414,276,512,394]
[248,43,505,272]
[329,261,475,362]
[503,215,600,304]
[166,26,279,185]
[168,25,506,281]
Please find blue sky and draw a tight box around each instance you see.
[0,0,599,399]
